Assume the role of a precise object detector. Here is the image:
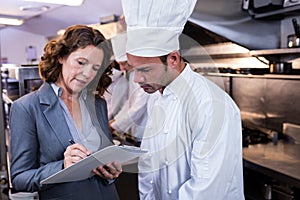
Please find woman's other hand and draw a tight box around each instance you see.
[93,161,122,180]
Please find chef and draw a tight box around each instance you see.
[121,0,245,199]
[109,32,149,145]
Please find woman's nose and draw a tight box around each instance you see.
[82,65,94,78]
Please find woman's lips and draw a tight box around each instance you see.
[75,78,87,86]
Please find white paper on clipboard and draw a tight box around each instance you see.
[41,145,147,184]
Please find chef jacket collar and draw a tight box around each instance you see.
[161,63,192,98]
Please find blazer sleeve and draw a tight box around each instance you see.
[9,98,64,192]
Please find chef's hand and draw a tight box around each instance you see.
[92,161,122,180]
[63,143,92,169]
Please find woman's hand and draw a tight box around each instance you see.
[63,143,92,169]
[92,161,122,180]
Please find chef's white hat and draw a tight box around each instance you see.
[111,32,127,62]
[121,0,197,57]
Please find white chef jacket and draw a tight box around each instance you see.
[104,68,128,120]
[111,72,149,141]
[138,64,245,200]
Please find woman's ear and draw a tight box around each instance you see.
[58,56,64,64]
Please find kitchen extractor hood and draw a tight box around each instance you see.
[188,0,300,51]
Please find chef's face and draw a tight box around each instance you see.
[127,54,171,94]
[58,45,104,95]
[118,61,131,71]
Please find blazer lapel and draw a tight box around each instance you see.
[85,94,112,148]
[38,83,72,148]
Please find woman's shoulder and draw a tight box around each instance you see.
[12,82,52,107]
[13,89,39,105]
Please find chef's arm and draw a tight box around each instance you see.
[110,89,148,133]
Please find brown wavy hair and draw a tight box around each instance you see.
[39,24,112,97]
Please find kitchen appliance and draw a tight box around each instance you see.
[287,34,300,48]
[269,62,292,74]
[283,0,300,7]
[251,0,283,13]
[283,122,300,144]
[242,127,278,147]
[287,18,300,48]
[235,68,269,75]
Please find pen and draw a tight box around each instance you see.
[69,139,75,145]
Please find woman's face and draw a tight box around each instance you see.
[58,45,104,95]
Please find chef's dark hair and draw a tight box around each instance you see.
[159,50,186,65]
[39,24,112,97]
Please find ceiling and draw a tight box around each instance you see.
[0,0,123,37]
[0,0,298,50]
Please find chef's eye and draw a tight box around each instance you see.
[139,68,150,73]
[78,60,87,66]
[92,65,101,71]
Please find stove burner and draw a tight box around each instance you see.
[242,128,273,147]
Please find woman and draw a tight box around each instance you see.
[9,25,122,200]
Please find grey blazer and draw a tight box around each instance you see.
[9,82,119,200]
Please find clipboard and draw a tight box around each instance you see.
[41,145,147,184]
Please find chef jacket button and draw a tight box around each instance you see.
[168,190,172,194]
[150,180,153,184]
[164,130,168,134]
[148,153,152,157]
[173,97,177,101]
[165,161,168,166]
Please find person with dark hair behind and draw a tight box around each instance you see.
[9,25,122,200]
[103,60,129,121]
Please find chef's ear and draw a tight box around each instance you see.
[167,51,180,68]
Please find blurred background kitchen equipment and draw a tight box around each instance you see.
[251,0,283,13]
[283,122,300,144]
[269,62,292,73]
[287,18,300,48]
[283,0,300,7]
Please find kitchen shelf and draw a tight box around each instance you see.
[250,48,300,56]
[184,43,300,62]
[250,48,300,62]
[204,72,300,80]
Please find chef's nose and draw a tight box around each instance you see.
[133,71,145,83]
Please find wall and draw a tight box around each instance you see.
[0,28,46,65]
[205,74,300,133]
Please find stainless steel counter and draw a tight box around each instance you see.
[243,140,300,188]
